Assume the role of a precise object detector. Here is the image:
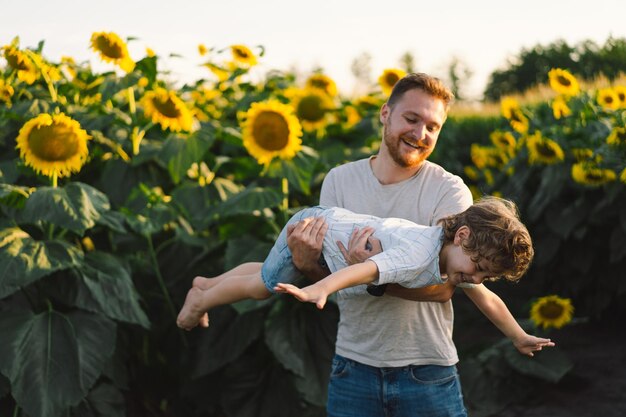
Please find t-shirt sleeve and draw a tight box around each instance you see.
[320,168,339,207]
[368,242,442,288]
[431,179,473,224]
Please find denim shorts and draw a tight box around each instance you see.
[327,354,467,417]
[261,206,327,293]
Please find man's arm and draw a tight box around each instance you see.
[286,216,329,282]
[463,285,555,356]
[275,261,379,309]
[339,227,456,303]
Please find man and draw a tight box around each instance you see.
[287,73,527,416]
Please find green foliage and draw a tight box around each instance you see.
[484,37,626,100]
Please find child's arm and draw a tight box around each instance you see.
[274,260,379,309]
[462,285,555,356]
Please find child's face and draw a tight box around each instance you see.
[440,226,498,286]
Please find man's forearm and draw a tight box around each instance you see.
[385,282,456,303]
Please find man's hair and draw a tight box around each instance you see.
[387,72,455,111]
[439,197,534,282]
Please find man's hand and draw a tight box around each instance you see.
[337,226,382,265]
[287,216,328,273]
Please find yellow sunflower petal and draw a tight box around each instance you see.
[90,31,135,73]
[16,113,90,178]
[140,88,193,132]
[548,68,580,96]
[530,295,574,330]
[378,68,407,96]
[240,100,302,165]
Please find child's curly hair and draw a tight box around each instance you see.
[439,197,534,282]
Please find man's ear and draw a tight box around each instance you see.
[380,103,389,124]
[454,226,470,245]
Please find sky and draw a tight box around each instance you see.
[2,0,625,99]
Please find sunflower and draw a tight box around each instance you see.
[306,73,338,97]
[16,113,90,179]
[571,148,595,162]
[288,88,335,131]
[552,96,572,119]
[490,131,516,155]
[596,88,619,110]
[530,295,574,330]
[614,85,626,108]
[0,79,15,106]
[464,166,479,181]
[378,68,407,96]
[198,44,208,56]
[607,127,626,146]
[2,46,38,84]
[526,132,564,165]
[187,162,215,187]
[571,162,616,186]
[145,47,155,58]
[240,100,302,165]
[501,97,529,133]
[548,68,579,96]
[343,105,361,129]
[620,167,626,184]
[90,32,135,73]
[230,44,257,67]
[141,88,193,132]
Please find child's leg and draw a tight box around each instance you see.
[192,262,263,290]
[177,269,270,330]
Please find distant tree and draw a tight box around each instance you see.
[350,51,373,93]
[446,56,473,101]
[483,37,626,101]
[399,51,417,73]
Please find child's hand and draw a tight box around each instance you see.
[513,334,556,357]
[274,283,328,309]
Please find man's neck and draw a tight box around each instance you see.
[370,153,425,185]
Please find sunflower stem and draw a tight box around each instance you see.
[127,87,136,115]
[12,404,19,417]
[51,171,58,188]
[281,177,289,211]
[131,127,145,155]
[146,234,187,346]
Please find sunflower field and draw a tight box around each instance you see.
[0,33,625,417]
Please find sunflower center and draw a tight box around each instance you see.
[510,109,523,123]
[252,111,290,151]
[385,73,400,87]
[557,75,572,87]
[6,53,30,71]
[153,96,182,118]
[310,79,329,90]
[538,302,564,319]
[233,47,250,59]
[95,36,124,59]
[603,95,614,104]
[28,123,80,161]
[297,95,325,122]
[536,141,557,158]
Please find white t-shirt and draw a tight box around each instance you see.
[318,207,446,288]
[320,157,473,367]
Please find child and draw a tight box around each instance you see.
[177,197,553,356]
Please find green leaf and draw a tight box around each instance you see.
[503,343,573,383]
[0,160,20,184]
[95,210,127,234]
[135,56,157,83]
[162,128,215,184]
[21,183,111,235]
[275,146,318,195]
[224,235,272,270]
[546,199,590,239]
[71,381,126,417]
[45,251,150,328]
[206,186,282,221]
[0,227,83,299]
[0,183,31,209]
[609,227,626,263]
[264,296,338,406]
[192,306,268,377]
[0,310,116,417]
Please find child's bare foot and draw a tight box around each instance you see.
[177,288,207,330]
[193,276,223,290]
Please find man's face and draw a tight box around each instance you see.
[379,89,447,168]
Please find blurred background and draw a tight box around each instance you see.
[1,1,625,416]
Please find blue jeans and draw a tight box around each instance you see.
[327,354,467,417]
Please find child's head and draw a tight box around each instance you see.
[439,197,534,283]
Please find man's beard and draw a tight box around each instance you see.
[383,127,431,168]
